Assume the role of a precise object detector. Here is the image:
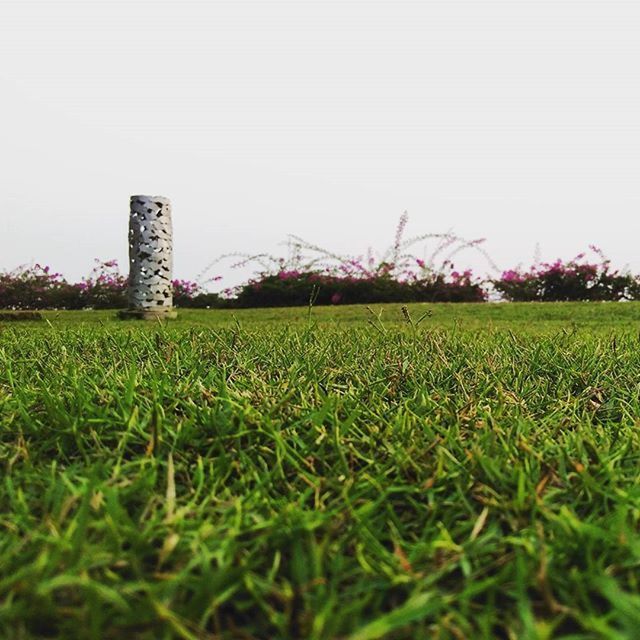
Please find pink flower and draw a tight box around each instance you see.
[501,270,522,283]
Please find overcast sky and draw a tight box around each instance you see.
[1,0,639,288]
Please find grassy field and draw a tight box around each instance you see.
[2,302,640,639]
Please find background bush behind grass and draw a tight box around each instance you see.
[4,244,640,310]
[2,303,640,638]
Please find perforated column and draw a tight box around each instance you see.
[127,195,174,313]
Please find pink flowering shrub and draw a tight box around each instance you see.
[172,278,221,308]
[234,269,485,307]
[494,248,640,302]
[80,259,128,308]
[0,260,210,310]
[231,256,486,307]
[0,264,82,310]
[4,237,639,310]
[203,213,492,307]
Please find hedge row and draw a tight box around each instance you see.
[2,251,640,310]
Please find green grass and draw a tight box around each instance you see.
[22,301,640,331]
[2,303,640,639]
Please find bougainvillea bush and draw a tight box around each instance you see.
[233,263,485,307]
[0,261,210,310]
[0,215,496,309]
[493,248,640,302]
[3,237,640,309]
[0,264,82,310]
[172,278,221,309]
[0,260,131,310]
[79,259,128,308]
[205,213,493,307]
[0,260,483,310]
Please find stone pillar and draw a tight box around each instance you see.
[119,195,177,319]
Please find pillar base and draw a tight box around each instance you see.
[117,308,178,321]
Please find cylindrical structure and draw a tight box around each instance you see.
[122,195,177,319]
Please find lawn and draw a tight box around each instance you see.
[2,303,640,639]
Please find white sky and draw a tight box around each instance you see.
[1,0,639,289]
